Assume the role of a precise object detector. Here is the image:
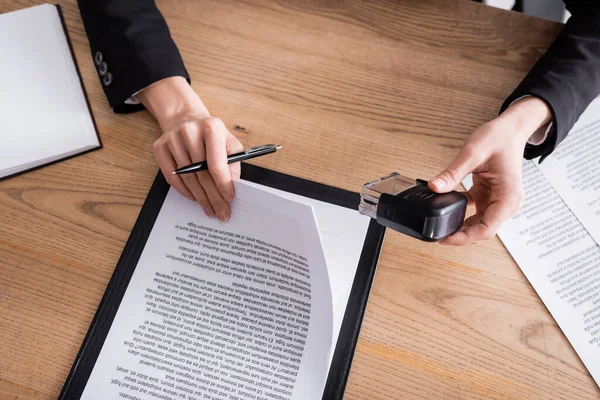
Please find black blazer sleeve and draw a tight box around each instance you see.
[501,1,600,161]
[77,0,190,114]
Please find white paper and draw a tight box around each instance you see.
[0,4,98,177]
[81,181,370,400]
[241,180,371,365]
[463,163,600,387]
[536,98,600,243]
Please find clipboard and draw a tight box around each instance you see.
[59,163,386,400]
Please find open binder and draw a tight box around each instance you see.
[0,4,101,180]
[59,164,386,400]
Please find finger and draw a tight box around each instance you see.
[180,121,231,221]
[227,136,244,181]
[153,139,195,202]
[458,191,474,206]
[167,133,216,217]
[203,118,235,202]
[454,199,514,244]
[439,228,468,246]
[439,214,481,246]
[462,213,484,227]
[468,182,491,209]
[196,170,231,221]
[430,145,484,193]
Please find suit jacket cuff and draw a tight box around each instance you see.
[500,7,600,162]
[79,0,191,114]
[105,65,191,114]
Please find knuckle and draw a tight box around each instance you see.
[462,143,484,164]
[211,117,224,128]
[461,143,477,157]
[200,118,216,133]
[201,117,224,134]
[216,181,229,190]
[230,140,244,153]
[198,198,211,209]
[196,171,212,183]
[210,164,228,178]
[196,173,217,189]
[181,174,195,184]
[179,121,198,137]
[166,134,178,148]
[445,167,461,183]
[216,182,231,195]
[481,227,494,241]
[211,199,228,210]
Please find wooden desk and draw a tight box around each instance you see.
[1,0,598,399]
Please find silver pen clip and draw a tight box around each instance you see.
[245,144,282,154]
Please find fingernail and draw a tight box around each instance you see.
[431,178,446,189]
[204,208,216,218]
[224,192,234,202]
[218,210,230,222]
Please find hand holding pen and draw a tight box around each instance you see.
[138,78,242,221]
[173,144,282,175]
[138,78,281,222]
[156,116,280,221]
[139,77,283,222]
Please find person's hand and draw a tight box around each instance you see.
[137,77,243,221]
[154,116,243,221]
[429,97,551,245]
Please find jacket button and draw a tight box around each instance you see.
[102,72,113,87]
[98,62,108,76]
[94,51,103,66]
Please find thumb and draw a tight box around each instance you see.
[429,147,481,193]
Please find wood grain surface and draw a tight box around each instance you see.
[1,0,598,399]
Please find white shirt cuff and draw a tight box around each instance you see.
[123,81,162,105]
[527,123,553,145]
[124,91,142,105]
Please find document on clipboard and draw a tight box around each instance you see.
[60,164,385,400]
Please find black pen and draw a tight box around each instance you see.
[172,144,282,175]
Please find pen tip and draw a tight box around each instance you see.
[276,145,282,150]
[171,171,177,175]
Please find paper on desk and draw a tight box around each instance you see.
[81,180,371,400]
[241,180,371,366]
[463,163,600,387]
[535,98,600,244]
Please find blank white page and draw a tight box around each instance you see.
[0,4,99,178]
